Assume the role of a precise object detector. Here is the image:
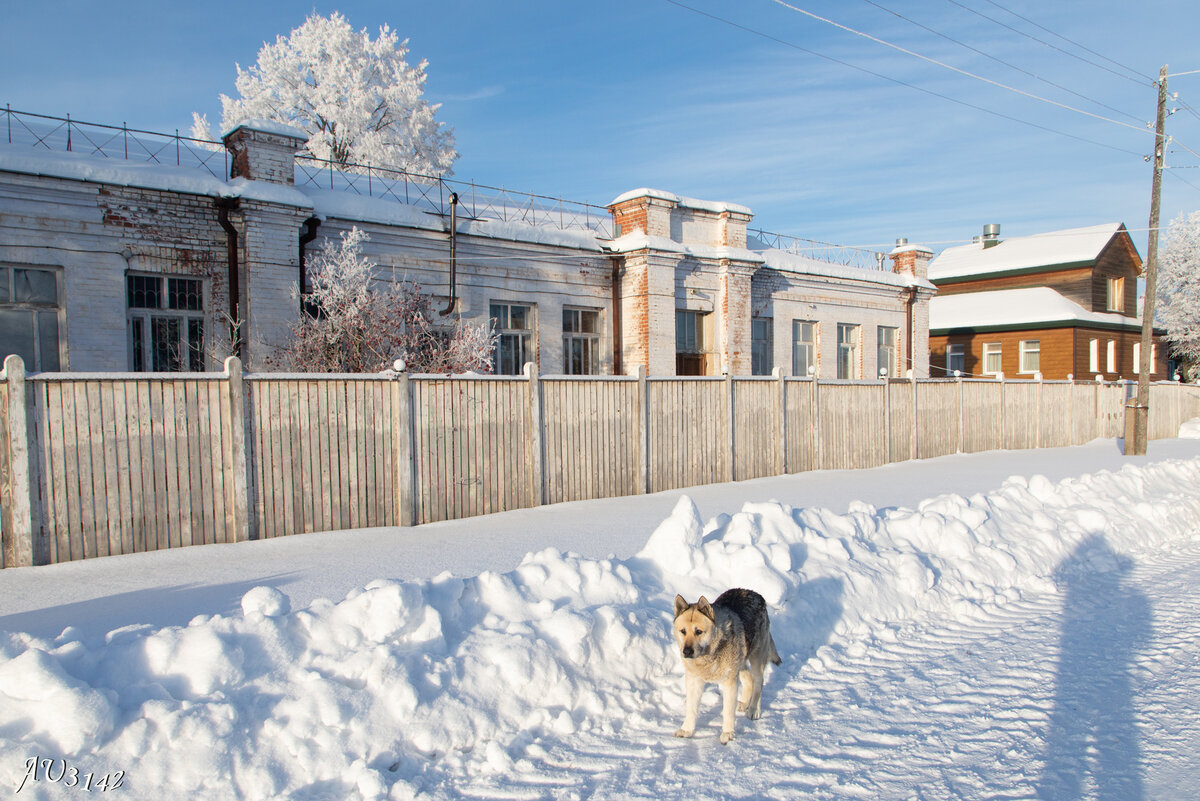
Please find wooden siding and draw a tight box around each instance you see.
[3,356,1199,568]
[931,327,1167,383]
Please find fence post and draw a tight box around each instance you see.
[525,362,545,507]
[957,373,966,454]
[637,365,649,494]
[224,357,252,542]
[2,355,40,567]
[884,377,892,465]
[813,379,822,469]
[912,377,919,461]
[394,373,416,526]
[725,372,735,482]
[774,367,787,475]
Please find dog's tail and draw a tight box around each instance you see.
[768,634,781,665]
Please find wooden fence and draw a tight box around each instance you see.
[3,353,1199,567]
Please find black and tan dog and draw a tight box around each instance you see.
[672,588,781,744]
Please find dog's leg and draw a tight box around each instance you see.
[737,668,753,713]
[719,675,738,744]
[675,674,702,738]
[746,661,764,720]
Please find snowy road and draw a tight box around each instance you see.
[2,438,1199,800]
[451,538,1200,801]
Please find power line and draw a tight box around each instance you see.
[767,0,1154,136]
[662,0,1142,157]
[859,0,1144,124]
[974,0,1154,85]
[942,0,1152,87]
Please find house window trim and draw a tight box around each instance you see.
[946,343,965,376]
[562,306,600,376]
[877,326,898,378]
[0,264,64,372]
[836,322,861,380]
[982,341,1003,377]
[126,272,207,373]
[1106,276,1125,313]
[751,317,774,376]
[792,320,817,378]
[490,301,536,376]
[1018,339,1041,374]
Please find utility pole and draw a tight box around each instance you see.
[1126,64,1168,456]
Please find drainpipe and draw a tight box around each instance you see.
[299,216,321,311]
[216,197,242,358]
[440,192,459,316]
[611,256,624,375]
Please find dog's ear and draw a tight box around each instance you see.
[696,596,714,621]
[674,594,689,618]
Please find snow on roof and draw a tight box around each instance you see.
[222,119,309,141]
[758,246,934,290]
[0,143,313,208]
[608,187,753,217]
[930,286,1142,332]
[605,232,764,263]
[928,223,1131,282]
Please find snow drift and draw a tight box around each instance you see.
[2,456,1199,799]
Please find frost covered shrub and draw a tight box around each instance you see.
[268,227,495,374]
[192,12,456,176]
[1158,210,1200,380]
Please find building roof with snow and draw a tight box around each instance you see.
[929,287,1145,333]
[928,223,1137,284]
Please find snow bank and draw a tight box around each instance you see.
[2,457,1199,798]
[1179,417,1200,439]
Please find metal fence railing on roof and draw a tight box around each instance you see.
[750,228,887,271]
[294,155,616,239]
[1,106,616,239]
[2,106,230,179]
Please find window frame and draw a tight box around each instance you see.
[1018,339,1041,374]
[877,326,898,378]
[751,317,773,376]
[562,306,600,376]
[946,343,965,376]
[792,320,816,377]
[490,301,535,375]
[982,341,1003,377]
[0,265,63,372]
[1106,276,1125,313]
[126,273,207,373]
[836,322,861,380]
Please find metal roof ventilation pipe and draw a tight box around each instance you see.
[982,223,1001,248]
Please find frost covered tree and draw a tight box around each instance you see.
[268,227,495,374]
[192,12,456,175]
[1157,210,1200,380]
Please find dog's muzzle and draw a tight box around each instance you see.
[682,646,696,659]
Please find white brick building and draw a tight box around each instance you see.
[0,119,934,378]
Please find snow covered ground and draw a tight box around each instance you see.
[2,435,1199,800]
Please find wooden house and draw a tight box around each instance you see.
[928,223,1167,381]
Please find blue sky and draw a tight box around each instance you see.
[3,0,1199,258]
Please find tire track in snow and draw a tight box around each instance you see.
[456,537,1200,800]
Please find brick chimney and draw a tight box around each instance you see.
[222,120,307,184]
[889,238,933,279]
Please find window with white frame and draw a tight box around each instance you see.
[1019,339,1040,374]
[836,323,860,380]
[562,307,599,375]
[877,326,898,378]
[1089,338,1099,373]
[1106,277,1125,312]
[983,342,1003,376]
[127,274,205,372]
[1133,342,1141,373]
[1106,340,1116,373]
[751,318,773,376]
[490,302,533,375]
[946,344,965,376]
[792,320,816,377]
[675,309,709,376]
[0,265,61,371]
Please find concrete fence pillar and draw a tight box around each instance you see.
[2,355,42,567]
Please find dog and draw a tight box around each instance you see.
[672,588,781,744]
